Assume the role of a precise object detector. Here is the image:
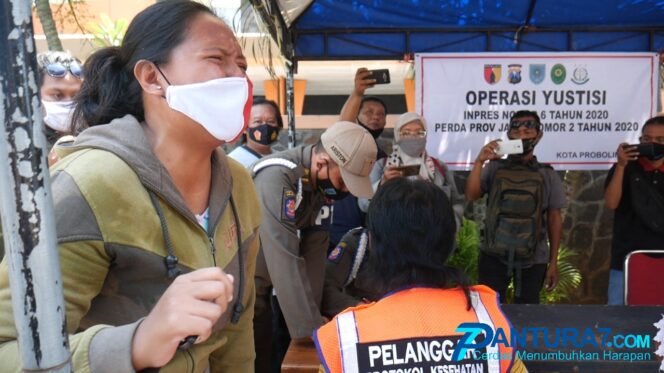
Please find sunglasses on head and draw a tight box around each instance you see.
[509,119,540,131]
[43,61,83,79]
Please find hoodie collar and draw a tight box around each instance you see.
[66,115,232,230]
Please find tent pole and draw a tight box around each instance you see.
[0,0,71,371]
[286,63,296,149]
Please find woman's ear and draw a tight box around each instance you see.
[134,60,165,97]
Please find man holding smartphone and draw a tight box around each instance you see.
[466,110,566,304]
[604,115,664,304]
[339,67,390,156]
[326,68,391,256]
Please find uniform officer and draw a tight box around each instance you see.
[252,121,377,373]
[322,227,380,317]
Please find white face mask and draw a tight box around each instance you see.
[165,77,252,142]
[42,100,75,133]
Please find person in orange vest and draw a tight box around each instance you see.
[314,178,527,373]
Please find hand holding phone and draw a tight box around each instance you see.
[496,139,524,156]
[368,69,391,85]
[633,143,664,159]
[395,165,420,177]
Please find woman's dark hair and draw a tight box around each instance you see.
[367,178,471,308]
[71,0,215,132]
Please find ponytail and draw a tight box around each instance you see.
[71,47,143,133]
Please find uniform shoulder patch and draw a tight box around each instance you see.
[281,188,296,222]
[328,242,347,263]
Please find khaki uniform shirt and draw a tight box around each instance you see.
[252,145,329,338]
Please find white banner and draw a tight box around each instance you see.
[416,52,660,170]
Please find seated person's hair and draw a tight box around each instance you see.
[367,178,470,307]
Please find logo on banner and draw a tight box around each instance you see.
[529,64,545,84]
[551,64,566,84]
[484,64,501,85]
[507,64,522,84]
[571,66,590,85]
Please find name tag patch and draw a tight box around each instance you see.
[356,336,489,373]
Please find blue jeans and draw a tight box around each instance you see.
[607,269,624,305]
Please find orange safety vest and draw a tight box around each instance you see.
[315,285,515,373]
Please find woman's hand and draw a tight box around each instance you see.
[131,267,235,370]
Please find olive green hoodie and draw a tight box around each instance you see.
[0,115,261,372]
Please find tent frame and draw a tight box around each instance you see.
[250,0,664,147]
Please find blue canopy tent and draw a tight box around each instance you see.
[249,0,664,145]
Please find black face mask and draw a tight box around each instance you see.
[317,165,350,200]
[638,142,664,161]
[521,137,538,154]
[248,124,280,145]
[507,136,539,162]
[357,118,384,139]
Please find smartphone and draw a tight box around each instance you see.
[395,165,420,176]
[629,143,664,158]
[496,139,524,156]
[369,69,391,84]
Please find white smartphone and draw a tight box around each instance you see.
[496,139,523,156]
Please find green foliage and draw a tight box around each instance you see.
[504,245,582,304]
[88,14,127,47]
[449,218,480,283]
[539,245,582,303]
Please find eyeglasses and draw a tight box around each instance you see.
[399,129,427,138]
[42,61,84,79]
[640,135,664,144]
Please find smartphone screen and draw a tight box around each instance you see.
[396,165,420,176]
[496,139,523,156]
[369,69,391,84]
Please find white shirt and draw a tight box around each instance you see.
[228,145,262,168]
